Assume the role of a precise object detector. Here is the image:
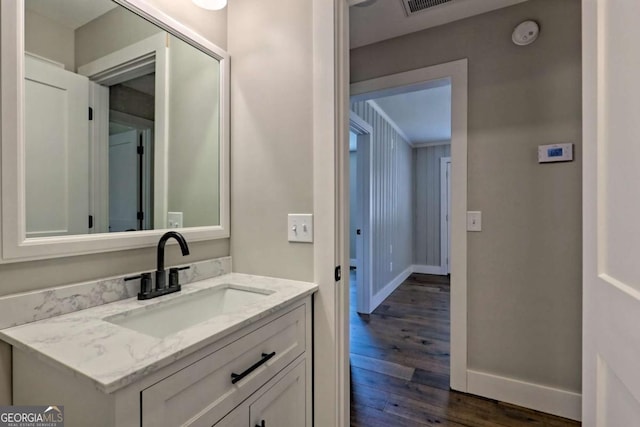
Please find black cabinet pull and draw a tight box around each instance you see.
[231,352,276,384]
[255,421,265,427]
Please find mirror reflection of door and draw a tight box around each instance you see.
[108,126,153,232]
[24,55,89,238]
[107,72,155,232]
[108,129,138,232]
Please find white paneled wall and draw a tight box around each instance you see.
[413,144,450,267]
[351,102,413,296]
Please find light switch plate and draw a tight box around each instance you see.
[467,211,482,232]
[288,214,313,243]
[168,212,183,228]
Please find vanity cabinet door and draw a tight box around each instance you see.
[249,360,307,427]
[213,408,248,427]
[141,305,306,427]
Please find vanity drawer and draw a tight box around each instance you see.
[141,304,306,427]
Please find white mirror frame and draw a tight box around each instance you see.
[0,0,230,263]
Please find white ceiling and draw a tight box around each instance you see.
[373,83,451,145]
[25,0,118,30]
[349,0,527,48]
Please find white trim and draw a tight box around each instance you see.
[24,51,64,69]
[352,76,450,102]
[369,266,413,312]
[0,0,230,263]
[412,264,445,275]
[313,0,348,425]
[350,111,373,316]
[440,156,451,275]
[109,110,155,130]
[467,370,582,421]
[79,33,169,230]
[413,140,451,148]
[349,110,371,134]
[366,100,412,144]
[349,59,468,392]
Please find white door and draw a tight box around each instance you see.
[24,55,89,237]
[109,129,139,232]
[583,0,640,425]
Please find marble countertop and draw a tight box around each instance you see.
[0,273,317,394]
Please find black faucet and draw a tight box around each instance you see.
[156,231,190,290]
[126,231,191,300]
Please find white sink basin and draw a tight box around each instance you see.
[105,285,273,338]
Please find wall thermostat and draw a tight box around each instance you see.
[538,143,573,163]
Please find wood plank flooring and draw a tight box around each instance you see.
[349,271,581,427]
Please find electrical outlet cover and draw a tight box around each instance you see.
[168,212,183,228]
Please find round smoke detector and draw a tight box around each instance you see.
[512,20,540,46]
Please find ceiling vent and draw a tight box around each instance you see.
[401,0,453,16]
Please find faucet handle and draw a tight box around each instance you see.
[125,272,153,296]
[169,266,190,288]
[140,273,152,295]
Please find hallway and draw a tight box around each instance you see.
[349,272,580,426]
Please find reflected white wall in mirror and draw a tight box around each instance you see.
[0,0,229,262]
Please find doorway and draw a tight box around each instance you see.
[348,66,461,426]
[347,59,469,396]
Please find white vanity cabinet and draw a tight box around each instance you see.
[216,358,307,427]
[11,298,312,427]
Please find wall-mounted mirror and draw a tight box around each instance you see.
[1,0,229,262]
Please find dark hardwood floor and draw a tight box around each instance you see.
[349,271,580,427]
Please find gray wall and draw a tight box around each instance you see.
[24,8,75,70]
[0,0,229,406]
[351,102,413,295]
[413,144,450,267]
[75,3,227,69]
[110,84,155,121]
[228,0,314,282]
[351,0,582,392]
[75,6,161,68]
[168,34,220,228]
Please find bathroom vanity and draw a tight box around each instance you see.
[0,0,322,424]
[1,272,316,427]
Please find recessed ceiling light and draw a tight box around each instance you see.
[192,0,227,10]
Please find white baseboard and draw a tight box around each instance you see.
[350,258,357,267]
[412,264,446,275]
[467,369,581,421]
[369,266,413,312]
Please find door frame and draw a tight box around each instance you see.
[349,111,373,314]
[78,33,169,230]
[348,59,468,391]
[440,156,451,275]
[311,0,349,425]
